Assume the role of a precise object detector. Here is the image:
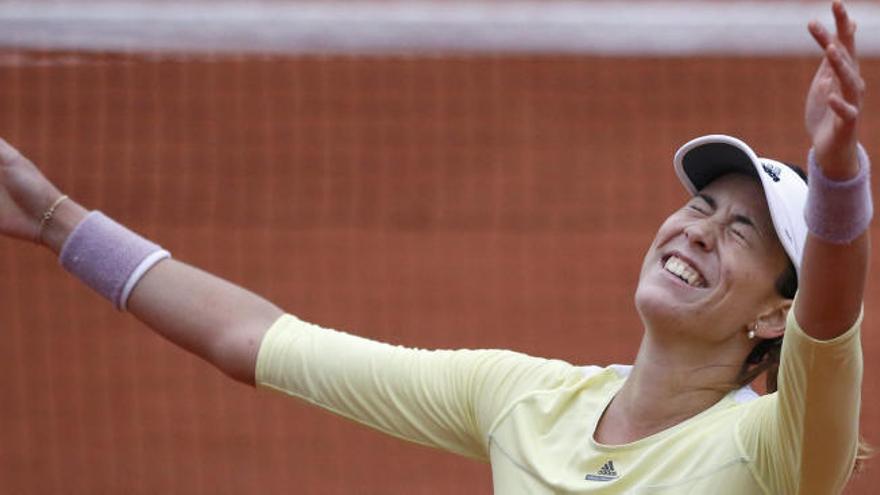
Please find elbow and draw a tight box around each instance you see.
[211,333,260,386]
[209,310,282,387]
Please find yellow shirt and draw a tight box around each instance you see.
[255,305,862,494]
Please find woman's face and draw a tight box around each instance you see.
[634,173,789,343]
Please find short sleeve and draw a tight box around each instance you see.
[255,314,580,460]
[737,298,863,494]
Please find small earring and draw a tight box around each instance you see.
[748,329,756,340]
[747,322,758,340]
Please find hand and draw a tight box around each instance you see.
[0,138,65,244]
[805,0,864,178]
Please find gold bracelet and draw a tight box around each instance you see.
[38,194,69,242]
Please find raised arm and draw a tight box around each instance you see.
[797,0,870,339]
[0,141,282,385]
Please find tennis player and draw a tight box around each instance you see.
[0,1,871,493]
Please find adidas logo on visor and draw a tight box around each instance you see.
[762,162,782,182]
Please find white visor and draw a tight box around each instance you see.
[673,134,808,280]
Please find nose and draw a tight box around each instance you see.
[684,218,717,252]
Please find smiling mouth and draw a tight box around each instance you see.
[661,254,708,288]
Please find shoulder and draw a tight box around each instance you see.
[490,362,628,420]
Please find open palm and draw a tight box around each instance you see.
[805,1,863,173]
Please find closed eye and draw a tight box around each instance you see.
[689,193,715,215]
[731,214,761,240]
[730,226,748,240]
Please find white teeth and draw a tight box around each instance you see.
[663,255,705,287]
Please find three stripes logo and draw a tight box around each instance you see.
[762,162,782,182]
[585,460,619,482]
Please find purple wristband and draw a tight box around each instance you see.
[805,145,874,244]
[60,211,170,310]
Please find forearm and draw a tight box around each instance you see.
[797,231,868,339]
[796,151,870,340]
[42,198,284,385]
[128,259,284,385]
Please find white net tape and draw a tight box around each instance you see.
[1,1,880,56]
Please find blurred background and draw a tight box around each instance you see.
[0,1,877,493]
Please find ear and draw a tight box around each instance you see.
[753,300,792,340]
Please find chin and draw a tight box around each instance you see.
[633,278,690,330]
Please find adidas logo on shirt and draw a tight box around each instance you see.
[585,460,620,482]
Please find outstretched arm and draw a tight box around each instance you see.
[0,141,581,463]
[738,7,869,492]
[797,0,870,339]
[0,141,282,385]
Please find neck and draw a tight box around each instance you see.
[595,329,745,445]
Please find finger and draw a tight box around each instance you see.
[827,44,865,104]
[828,37,857,69]
[833,0,858,56]
[808,20,833,51]
[828,93,859,123]
[827,38,858,74]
